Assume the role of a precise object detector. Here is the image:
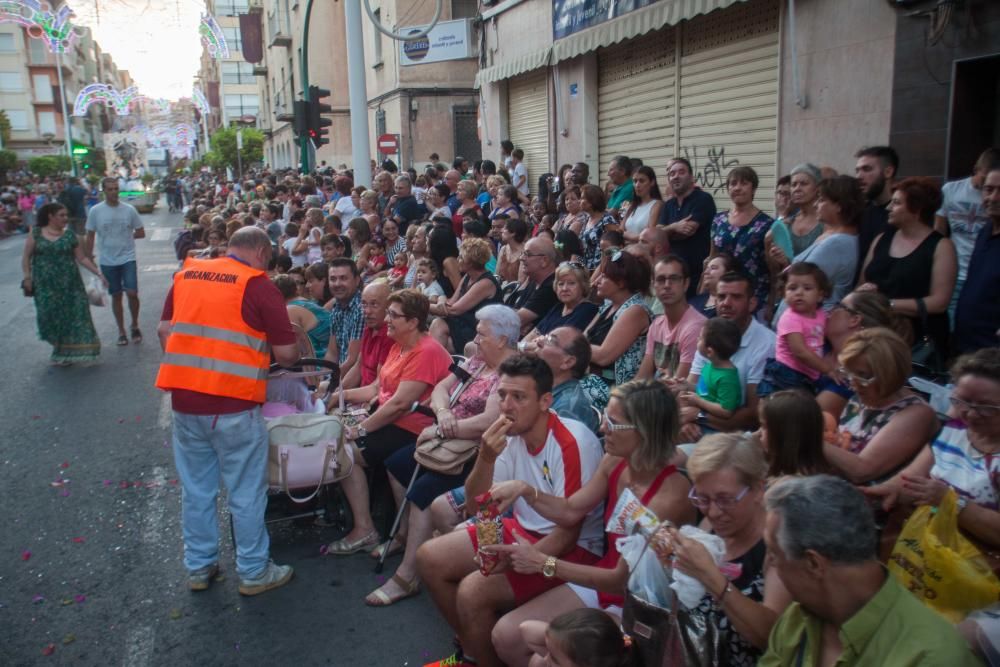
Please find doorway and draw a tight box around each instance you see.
[947,53,1000,180]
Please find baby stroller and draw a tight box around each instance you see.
[261,326,350,528]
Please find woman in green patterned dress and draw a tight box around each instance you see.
[21,203,108,365]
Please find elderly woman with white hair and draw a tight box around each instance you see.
[764,163,824,315]
[364,304,521,607]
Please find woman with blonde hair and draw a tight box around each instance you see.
[824,327,937,484]
[485,380,695,666]
[428,237,501,353]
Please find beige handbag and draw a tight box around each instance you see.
[266,413,353,502]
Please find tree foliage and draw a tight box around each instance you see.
[208,128,264,171]
[0,149,16,172]
[0,110,10,147]
[27,155,72,177]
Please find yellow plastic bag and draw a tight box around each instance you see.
[888,489,1000,622]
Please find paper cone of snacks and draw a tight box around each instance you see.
[474,492,504,575]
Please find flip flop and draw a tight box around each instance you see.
[117,335,128,346]
[131,328,143,343]
[364,574,420,607]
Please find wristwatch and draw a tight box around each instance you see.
[957,496,968,512]
[542,556,557,578]
[356,424,368,439]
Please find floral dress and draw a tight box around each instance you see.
[839,393,927,483]
[30,227,101,363]
[451,356,501,419]
[711,210,773,307]
[581,213,616,271]
[587,293,651,385]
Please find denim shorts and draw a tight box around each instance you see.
[757,358,815,398]
[101,260,138,295]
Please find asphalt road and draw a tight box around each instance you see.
[0,206,453,666]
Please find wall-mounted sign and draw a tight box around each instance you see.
[553,0,662,40]
[399,18,473,66]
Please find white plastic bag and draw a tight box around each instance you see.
[86,275,106,307]
[670,526,726,609]
[617,533,674,609]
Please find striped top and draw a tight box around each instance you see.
[930,421,1000,510]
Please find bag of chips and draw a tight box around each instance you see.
[474,492,504,575]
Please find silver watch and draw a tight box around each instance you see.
[356,425,367,438]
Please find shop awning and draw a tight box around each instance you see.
[550,0,752,64]
[474,47,552,88]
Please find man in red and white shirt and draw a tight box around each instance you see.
[418,355,603,667]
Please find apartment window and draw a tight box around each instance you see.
[225,93,259,119]
[372,9,382,64]
[6,109,28,130]
[222,26,243,52]
[33,74,53,103]
[217,0,249,16]
[37,111,57,135]
[0,33,15,53]
[451,0,477,19]
[0,71,22,91]
[222,62,254,84]
[29,38,47,64]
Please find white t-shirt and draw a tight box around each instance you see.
[335,196,362,221]
[418,280,445,299]
[283,237,308,268]
[511,162,529,196]
[937,176,990,283]
[493,413,605,555]
[624,199,657,236]
[85,201,143,266]
[690,318,775,403]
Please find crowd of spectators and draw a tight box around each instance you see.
[34,143,996,665]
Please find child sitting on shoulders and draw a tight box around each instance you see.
[680,316,743,419]
[758,262,833,397]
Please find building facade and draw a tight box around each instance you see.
[475,0,899,205]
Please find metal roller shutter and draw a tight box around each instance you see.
[677,0,780,212]
[597,30,676,188]
[507,69,550,195]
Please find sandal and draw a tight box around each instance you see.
[325,530,380,556]
[364,574,420,607]
[131,328,143,344]
[117,335,128,346]
[369,537,406,560]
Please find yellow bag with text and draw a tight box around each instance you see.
[888,489,1000,622]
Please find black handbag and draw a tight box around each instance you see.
[20,279,33,298]
[910,298,944,379]
[622,589,685,667]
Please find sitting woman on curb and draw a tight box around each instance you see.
[485,380,695,666]
[365,305,520,607]
[324,289,453,555]
[428,237,501,354]
[272,274,331,358]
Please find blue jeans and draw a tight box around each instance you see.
[172,407,270,579]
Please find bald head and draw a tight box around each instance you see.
[523,236,558,282]
[361,280,391,329]
[228,226,273,269]
[445,170,462,191]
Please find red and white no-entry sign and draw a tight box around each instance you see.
[377,133,400,155]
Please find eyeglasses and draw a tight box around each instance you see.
[832,302,859,316]
[654,274,685,285]
[602,411,636,431]
[608,249,624,263]
[522,251,546,259]
[386,309,408,320]
[688,486,750,511]
[838,367,876,387]
[949,396,1000,418]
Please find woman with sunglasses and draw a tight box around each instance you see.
[484,381,696,666]
[865,347,1000,552]
[823,328,937,485]
[521,262,599,341]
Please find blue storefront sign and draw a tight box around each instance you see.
[553,0,662,40]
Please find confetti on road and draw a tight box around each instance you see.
[41,643,55,656]
[72,537,85,543]
[62,634,76,645]
[74,595,87,604]
[169,608,182,620]
[21,550,31,561]
[32,595,45,604]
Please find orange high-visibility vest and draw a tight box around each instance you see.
[155,257,270,402]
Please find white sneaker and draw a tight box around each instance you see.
[238,561,294,596]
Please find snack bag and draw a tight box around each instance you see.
[606,487,663,538]
[474,492,504,575]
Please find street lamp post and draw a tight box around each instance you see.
[54,49,77,177]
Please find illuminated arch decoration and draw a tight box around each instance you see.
[73,83,143,116]
[190,88,209,116]
[0,0,85,53]
[198,12,229,59]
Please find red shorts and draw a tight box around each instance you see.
[466,517,600,605]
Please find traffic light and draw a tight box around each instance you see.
[307,85,332,148]
[293,100,309,139]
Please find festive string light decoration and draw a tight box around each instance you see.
[73,83,143,116]
[0,0,85,53]
[198,12,228,59]
[190,88,209,116]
